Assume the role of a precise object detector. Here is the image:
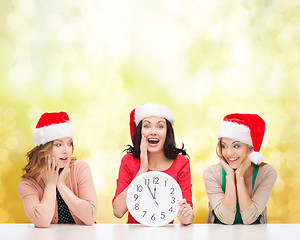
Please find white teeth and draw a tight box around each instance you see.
[229,158,238,161]
[148,138,159,143]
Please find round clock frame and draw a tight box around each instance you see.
[126,171,182,226]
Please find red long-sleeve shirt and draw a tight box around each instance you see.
[113,153,193,223]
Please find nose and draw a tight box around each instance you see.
[226,147,234,156]
[63,145,70,154]
[150,126,157,135]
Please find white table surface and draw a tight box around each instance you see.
[0,223,298,240]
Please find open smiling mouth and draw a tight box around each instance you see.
[59,157,68,161]
[148,138,160,146]
[228,157,239,162]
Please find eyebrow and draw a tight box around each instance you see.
[54,139,73,143]
[157,120,166,124]
[143,120,166,124]
[221,141,240,144]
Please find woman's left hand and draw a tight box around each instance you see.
[235,157,251,180]
[177,199,194,225]
[57,165,70,186]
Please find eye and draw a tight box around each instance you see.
[234,145,240,149]
[143,124,150,129]
[221,145,227,149]
[68,142,73,146]
[158,125,164,129]
[54,143,61,147]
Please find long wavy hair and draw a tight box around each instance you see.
[124,119,188,160]
[22,141,76,182]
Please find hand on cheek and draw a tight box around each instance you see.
[57,165,70,186]
[43,155,59,186]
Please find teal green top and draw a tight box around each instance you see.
[213,164,261,224]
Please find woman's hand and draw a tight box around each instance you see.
[235,157,251,180]
[177,199,194,225]
[219,159,234,177]
[57,165,70,187]
[138,135,148,174]
[43,155,59,186]
[40,155,59,220]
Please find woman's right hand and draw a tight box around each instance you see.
[219,158,234,176]
[43,154,60,186]
[138,135,148,174]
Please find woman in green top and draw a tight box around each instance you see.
[203,113,277,224]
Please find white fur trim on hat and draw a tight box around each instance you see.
[33,122,74,146]
[217,121,253,146]
[134,103,174,126]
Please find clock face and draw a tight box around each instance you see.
[126,171,182,226]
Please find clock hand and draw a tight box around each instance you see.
[147,185,155,199]
[153,184,157,199]
[153,185,159,205]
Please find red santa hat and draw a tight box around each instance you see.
[130,103,174,140]
[217,113,265,164]
[33,112,74,147]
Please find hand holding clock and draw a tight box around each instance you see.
[177,198,194,225]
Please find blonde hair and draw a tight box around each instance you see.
[22,141,76,182]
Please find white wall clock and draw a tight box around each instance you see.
[126,171,182,226]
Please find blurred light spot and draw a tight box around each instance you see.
[0,149,9,160]
[44,69,64,96]
[15,0,36,17]
[0,149,10,176]
[4,119,16,131]
[0,122,5,134]
[69,68,90,85]
[231,36,253,65]
[4,108,17,119]
[5,137,19,150]
[273,176,285,193]
[0,208,10,222]
[8,64,33,87]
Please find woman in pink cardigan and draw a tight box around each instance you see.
[18,112,97,228]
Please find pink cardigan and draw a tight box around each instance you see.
[18,161,98,228]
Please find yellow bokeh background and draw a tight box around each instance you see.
[1,0,300,223]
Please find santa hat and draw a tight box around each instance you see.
[130,103,174,140]
[217,113,265,164]
[33,112,74,147]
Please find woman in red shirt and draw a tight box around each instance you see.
[112,103,194,225]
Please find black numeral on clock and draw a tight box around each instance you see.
[160,212,166,219]
[136,185,143,192]
[170,187,175,194]
[134,194,138,201]
[171,197,175,204]
[151,214,156,221]
[153,177,159,184]
[142,211,147,217]
[168,206,173,212]
[134,203,139,210]
[144,178,150,186]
